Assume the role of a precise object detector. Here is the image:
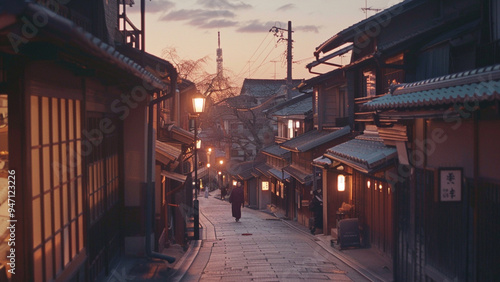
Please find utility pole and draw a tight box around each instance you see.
[270,21,293,99]
[287,21,292,99]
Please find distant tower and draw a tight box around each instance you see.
[216,31,223,78]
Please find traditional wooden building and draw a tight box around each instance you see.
[0,1,189,281]
[307,0,500,280]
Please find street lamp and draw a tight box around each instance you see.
[207,148,212,190]
[207,163,211,191]
[218,159,224,188]
[192,93,205,240]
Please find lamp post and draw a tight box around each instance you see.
[207,163,211,191]
[192,93,205,240]
[218,159,223,188]
[207,148,212,190]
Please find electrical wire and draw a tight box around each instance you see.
[235,32,272,79]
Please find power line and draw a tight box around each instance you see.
[235,32,272,79]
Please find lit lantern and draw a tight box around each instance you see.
[192,95,206,114]
[367,180,371,189]
[338,174,345,192]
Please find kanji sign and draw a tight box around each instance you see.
[439,168,462,202]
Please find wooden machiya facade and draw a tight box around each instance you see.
[260,144,290,216]
[308,0,500,280]
[0,2,178,281]
[280,127,351,228]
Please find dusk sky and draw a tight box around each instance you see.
[126,0,403,85]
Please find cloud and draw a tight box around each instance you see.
[237,20,286,33]
[160,9,235,22]
[276,4,295,12]
[197,0,252,10]
[295,25,320,33]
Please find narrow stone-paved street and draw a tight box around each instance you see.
[180,195,369,281]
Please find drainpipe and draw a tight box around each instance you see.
[145,85,177,263]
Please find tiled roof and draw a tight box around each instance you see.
[312,156,332,167]
[227,161,262,180]
[161,170,187,183]
[255,163,272,178]
[6,3,168,90]
[272,96,312,117]
[324,135,397,174]
[363,64,500,110]
[156,141,182,164]
[261,144,291,158]
[280,126,350,153]
[167,125,194,145]
[240,79,302,97]
[283,165,312,185]
[268,168,291,181]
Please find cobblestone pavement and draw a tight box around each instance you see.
[181,196,370,281]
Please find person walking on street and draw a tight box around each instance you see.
[229,181,244,222]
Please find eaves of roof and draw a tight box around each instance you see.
[3,3,168,90]
[363,64,500,111]
[167,124,194,145]
[314,0,424,57]
[156,141,182,164]
[268,168,291,182]
[280,126,351,153]
[161,170,187,183]
[324,135,397,174]
[297,68,345,90]
[283,165,312,185]
[255,163,272,178]
[261,144,291,159]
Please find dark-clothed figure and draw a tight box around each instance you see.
[229,181,244,222]
[309,189,323,234]
[221,185,228,200]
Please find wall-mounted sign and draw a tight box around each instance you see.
[439,168,462,202]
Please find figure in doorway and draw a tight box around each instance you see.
[221,184,228,200]
[229,181,244,222]
[309,189,323,234]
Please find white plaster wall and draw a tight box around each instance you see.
[123,101,148,207]
[426,119,474,178]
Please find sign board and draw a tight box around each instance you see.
[439,168,462,202]
[338,218,360,249]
